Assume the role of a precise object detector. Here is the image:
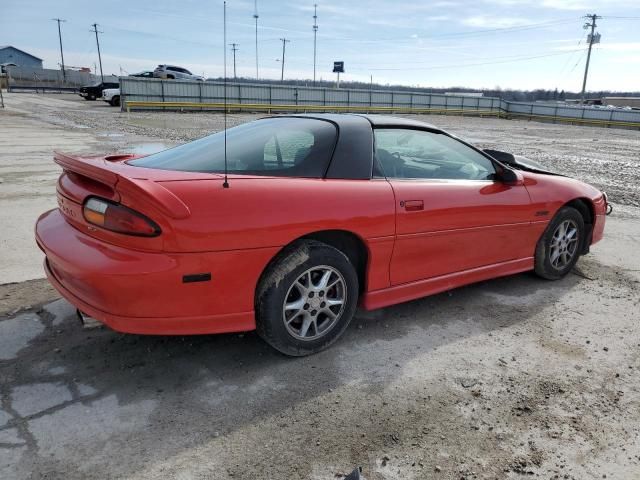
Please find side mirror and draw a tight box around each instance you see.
[496,166,524,186]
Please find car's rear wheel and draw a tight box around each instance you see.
[256,240,359,356]
[534,206,584,280]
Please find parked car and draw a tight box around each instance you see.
[79,82,119,101]
[35,115,609,356]
[130,71,154,78]
[153,65,204,81]
[101,88,120,107]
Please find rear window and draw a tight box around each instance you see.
[129,117,337,178]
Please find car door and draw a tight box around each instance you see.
[374,128,536,285]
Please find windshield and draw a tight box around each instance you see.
[129,117,337,178]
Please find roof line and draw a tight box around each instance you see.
[0,46,43,61]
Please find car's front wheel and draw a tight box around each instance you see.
[109,96,120,107]
[534,206,584,280]
[256,240,359,356]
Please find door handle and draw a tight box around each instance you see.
[401,200,424,211]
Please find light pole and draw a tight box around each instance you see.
[230,43,239,79]
[580,13,602,105]
[313,4,318,85]
[52,18,67,83]
[253,0,259,79]
[91,23,104,83]
[280,38,290,82]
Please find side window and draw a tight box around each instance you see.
[374,129,495,180]
[131,117,336,177]
[263,130,315,169]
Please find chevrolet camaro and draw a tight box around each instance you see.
[35,114,608,355]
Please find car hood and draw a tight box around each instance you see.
[483,149,559,176]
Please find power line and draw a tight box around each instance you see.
[557,37,583,79]
[311,17,580,44]
[361,49,586,72]
[52,18,66,83]
[90,23,104,82]
[580,13,601,104]
[354,47,585,68]
[568,53,585,74]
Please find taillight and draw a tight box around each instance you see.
[83,197,161,237]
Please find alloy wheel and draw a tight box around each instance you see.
[549,219,579,270]
[282,265,347,341]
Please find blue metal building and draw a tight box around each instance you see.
[0,46,43,68]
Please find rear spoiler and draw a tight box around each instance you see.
[54,152,191,220]
[55,152,119,186]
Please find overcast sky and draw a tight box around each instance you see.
[2,0,639,91]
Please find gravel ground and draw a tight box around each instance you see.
[46,97,640,208]
[1,94,639,479]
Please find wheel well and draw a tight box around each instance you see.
[564,198,594,254]
[257,230,369,297]
[300,230,368,292]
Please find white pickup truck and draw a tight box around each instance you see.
[101,88,120,107]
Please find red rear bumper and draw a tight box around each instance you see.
[36,209,278,335]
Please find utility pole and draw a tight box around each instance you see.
[280,38,290,82]
[253,0,259,79]
[229,43,239,79]
[52,18,66,83]
[313,4,318,85]
[580,13,601,104]
[91,23,104,83]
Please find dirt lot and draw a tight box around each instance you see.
[1,93,639,479]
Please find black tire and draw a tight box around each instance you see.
[110,96,120,107]
[256,240,359,356]
[534,206,584,280]
[87,94,96,101]
[166,74,175,79]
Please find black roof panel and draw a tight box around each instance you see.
[354,114,443,132]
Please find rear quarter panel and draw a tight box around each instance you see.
[160,177,397,290]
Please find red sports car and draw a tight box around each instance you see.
[35,114,608,355]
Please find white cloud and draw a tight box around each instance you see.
[484,0,639,9]
[540,0,640,10]
[462,15,530,28]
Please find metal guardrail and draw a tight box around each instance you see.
[505,111,640,128]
